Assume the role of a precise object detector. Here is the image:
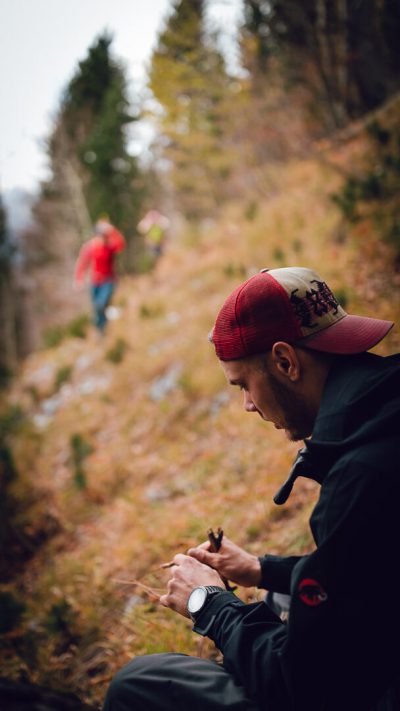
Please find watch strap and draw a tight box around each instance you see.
[187,585,225,623]
[203,585,226,595]
[191,591,244,636]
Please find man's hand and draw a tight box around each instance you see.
[159,554,224,617]
[188,536,261,588]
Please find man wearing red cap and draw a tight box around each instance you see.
[104,267,399,711]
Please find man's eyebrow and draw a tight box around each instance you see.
[229,378,243,386]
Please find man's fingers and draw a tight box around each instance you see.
[187,546,207,559]
[188,547,216,566]
[173,553,188,565]
[195,541,212,551]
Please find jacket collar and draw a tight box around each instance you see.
[273,352,400,504]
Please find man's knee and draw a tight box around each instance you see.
[103,654,175,710]
[104,657,140,709]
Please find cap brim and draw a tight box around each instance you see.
[297,314,394,354]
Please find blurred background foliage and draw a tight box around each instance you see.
[1,0,400,707]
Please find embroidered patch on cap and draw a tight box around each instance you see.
[298,578,328,607]
[264,268,346,338]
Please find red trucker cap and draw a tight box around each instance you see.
[211,267,394,361]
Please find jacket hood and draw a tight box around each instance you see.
[274,352,400,504]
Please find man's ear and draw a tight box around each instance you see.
[271,342,300,382]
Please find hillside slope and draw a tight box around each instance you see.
[1,144,399,707]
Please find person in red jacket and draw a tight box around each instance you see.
[74,218,125,334]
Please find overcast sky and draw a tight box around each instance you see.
[0,0,242,195]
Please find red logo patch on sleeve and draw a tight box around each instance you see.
[298,578,328,607]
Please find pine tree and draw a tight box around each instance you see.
[0,196,17,378]
[15,33,146,354]
[52,32,143,268]
[240,1,400,131]
[148,0,233,220]
[241,0,271,76]
[230,0,313,179]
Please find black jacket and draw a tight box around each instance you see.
[195,353,400,711]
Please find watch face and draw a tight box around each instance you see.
[187,587,207,614]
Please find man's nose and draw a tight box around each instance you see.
[243,391,257,412]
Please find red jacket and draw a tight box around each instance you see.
[74,227,125,285]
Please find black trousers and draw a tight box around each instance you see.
[103,653,259,711]
[102,588,400,711]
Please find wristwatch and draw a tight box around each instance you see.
[186,585,225,622]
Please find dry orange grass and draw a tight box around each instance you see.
[1,143,399,706]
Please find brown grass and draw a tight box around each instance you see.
[1,143,399,707]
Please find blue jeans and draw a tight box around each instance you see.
[90,282,115,332]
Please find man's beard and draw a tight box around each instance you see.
[265,370,316,442]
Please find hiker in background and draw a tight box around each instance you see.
[137,209,170,259]
[104,267,400,711]
[74,216,125,335]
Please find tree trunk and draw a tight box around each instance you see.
[62,158,92,247]
[0,269,17,373]
[335,0,349,122]
[315,0,345,129]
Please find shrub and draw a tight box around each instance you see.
[42,325,65,348]
[42,314,90,348]
[331,120,400,262]
[0,405,24,441]
[54,365,73,391]
[66,314,90,339]
[105,338,128,364]
[70,433,94,490]
[45,598,76,635]
[223,263,247,278]
[136,252,156,274]
[292,239,303,254]
[272,247,286,265]
[0,444,18,486]
[139,302,165,319]
[0,591,26,633]
[244,201,259,221]
[0,365,13,390]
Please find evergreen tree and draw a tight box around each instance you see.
[148,0,233,219]
[241,0,271,76]
[55,32,142,268]
[230,0,312,179]
[0,196,17,377]
[240,0,400,131]
[0,194,10,268]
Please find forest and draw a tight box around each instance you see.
[1,0,400,708]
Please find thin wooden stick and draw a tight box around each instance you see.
[208,527,224,552]
[112,578,162,599]
[207,527,237,592]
